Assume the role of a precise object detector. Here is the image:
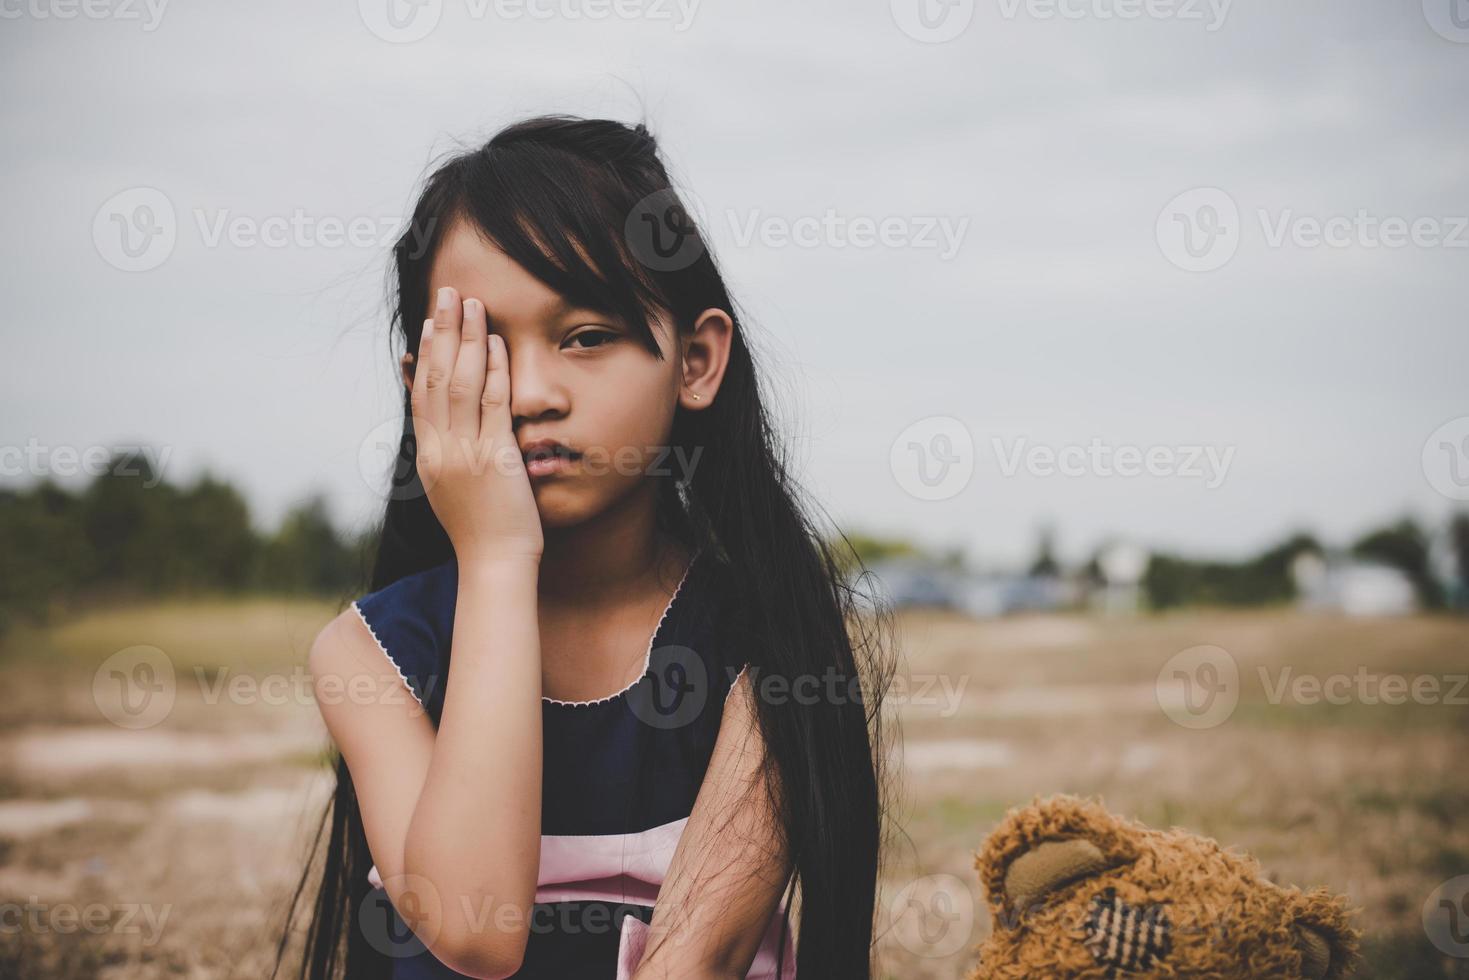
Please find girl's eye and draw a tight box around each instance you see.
[566,329,617,350]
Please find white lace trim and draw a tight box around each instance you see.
[724,662,751,704]
[542,549,702,708]
[350,600,425,708]
[350,549,703,711]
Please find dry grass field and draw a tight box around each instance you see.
[1,598,1466,978]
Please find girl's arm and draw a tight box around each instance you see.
[310,557,542,980]
[408,555,542,969]
[311,288,545,980]
[631,667,794,979]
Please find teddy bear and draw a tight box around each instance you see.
[965,795,1361,979]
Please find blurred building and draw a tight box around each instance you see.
[856,556,1079,618]
[1291,551,1418,617]
[856,556,962,611]
[1093,541,1150,616]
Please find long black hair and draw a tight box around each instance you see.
[274,114,899,980]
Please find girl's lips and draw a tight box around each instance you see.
[525,452,580,478]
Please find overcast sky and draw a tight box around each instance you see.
[2,0,1465,566]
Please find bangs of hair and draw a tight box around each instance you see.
[450,141,679,358]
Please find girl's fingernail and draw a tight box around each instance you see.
[463,298,478,317]
[423,317,433,337]
[436,286,453,312]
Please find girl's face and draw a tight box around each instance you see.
[404,216,722,530]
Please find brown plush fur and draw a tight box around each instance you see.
[966,795,1362,979]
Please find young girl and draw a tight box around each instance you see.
[280,115,895,980]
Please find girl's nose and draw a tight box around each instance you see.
[505,344,571,422]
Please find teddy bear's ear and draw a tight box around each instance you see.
[1002,838,1121,912]
[1293,925,1332,979]
[976,796,1138,919]
[1282,885,1362,980]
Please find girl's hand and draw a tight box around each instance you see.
[411,286,543,565]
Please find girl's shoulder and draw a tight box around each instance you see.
[349,559,458,716]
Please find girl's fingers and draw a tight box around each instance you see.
[450,297,488,439]
[481,333,510,434]
[426,285,461,426]
[409,316,434,427]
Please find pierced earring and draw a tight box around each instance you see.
[690,392,702,401]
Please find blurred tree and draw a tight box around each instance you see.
[159,474,258,593]
[1029,524,1060,577]
[0,481,95,628]
[837,532,921,571]
[1450,512,1469,610]
[259,494,356,595]
[1351,517,1443,609]
[79,450,165,594]
[1143,532,1319,610]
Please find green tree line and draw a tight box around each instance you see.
[1142,517,1469,611]
[847,516,1469,614]
[7,451,1467,634]
[0,451,375,633]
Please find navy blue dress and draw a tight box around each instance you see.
[349,546,797,979]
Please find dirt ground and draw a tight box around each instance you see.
[1,598,1466,978]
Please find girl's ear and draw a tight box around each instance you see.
[400,352,416,392]
[680,307,733,410]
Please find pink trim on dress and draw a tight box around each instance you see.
[368,813,796,978]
